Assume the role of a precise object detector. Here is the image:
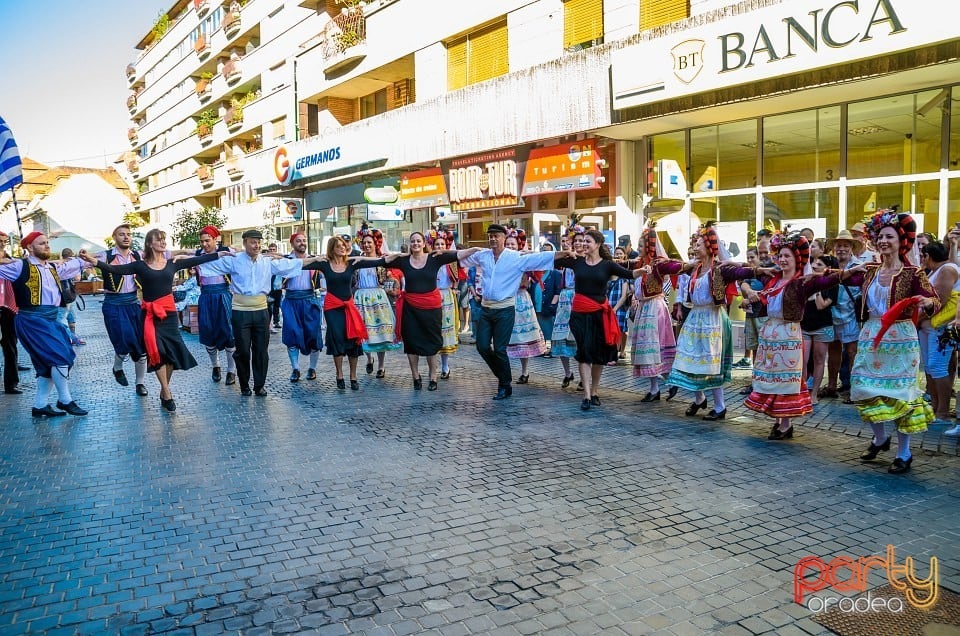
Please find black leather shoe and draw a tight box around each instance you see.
[517,375,528,384]
[703,409,726,421]
[739,385,753,396]
[136,384,148,397]
[561,374,574,389]
[580,399,591,411]
[413,378,422,391]
[641,391,660,402]
[685,399,708,416]
[493,387,511,400]
[32,405,65,417]
[768,425,794,440]
[212,367,222,383]
[55,401,88,416]
[365,361,374,374]
[306,369,317,380]
[576,381,584,391]
[591,395,601,406]
[113,369,129,387]
[255,388,268,397]
[337,378,346,390]
[666,386,679,401]
[160,397,176,412]
[351,379,360,391]
[888,457,913,474]
[440,370,451,380]
[241,387,252,396]
[5,387,23,395]
[427,380,438,391]
[290,369,301,383]
[860,436,891,461]
[375,369,385,378]
[225,372,236,385]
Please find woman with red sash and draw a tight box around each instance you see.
[304,236,383,391]
[554,230,643,411]
[386,232,477,391]
[83,229,229,411]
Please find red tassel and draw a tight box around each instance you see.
[873,296,922,349]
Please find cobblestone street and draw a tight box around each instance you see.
[1,305,957,635]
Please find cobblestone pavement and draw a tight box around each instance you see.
[1,303,958,635]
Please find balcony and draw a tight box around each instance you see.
[226,155,244,178]
[194,0,211,18]
[194,34,211,59]
[126,158,140,177]
[223,4,241,37]
[126,63,137,84]
[127,93,138,114]
[195,75,213,100]
[197,164,215,186]
[225,106,244,131]
[222,58,242,85]
[320,10,367,74]
[128,127,138,146]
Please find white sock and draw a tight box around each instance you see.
[225,348,236,372]
[309,351,320,370]
[649,377,660,394]
[694,390,705,403]
[288,348,299,370]
[206,347,220,367]
[441,354,450,373]
[113,354,126,372]
[134,358,147,384]
[712,388,726,412]
[51,366,72,404]
[870,422,887,446]
[34,377,53,409]
[896,432,912,460]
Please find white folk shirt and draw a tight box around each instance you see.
[461,249,554,309]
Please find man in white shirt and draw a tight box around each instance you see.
[198,229,308,396]
[460,224,570,400]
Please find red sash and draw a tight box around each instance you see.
[323,294,368,343]
[394,290,442,343]
[571,293,620,347]
[141,294,175,367]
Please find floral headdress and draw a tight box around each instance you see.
[505,221,527,251]
[566,213,586,239]
[864,207,916,264]
[697,221,720,257]
[426,222,455,248]
[641,221,660,264]
[769,231,810,273]
[356,222,384,255]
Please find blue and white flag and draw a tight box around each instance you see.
[0,116,24,194]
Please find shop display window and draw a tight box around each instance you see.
[846,180,940,236]
[690,120,756,193]
[763,188,841,239]
[762,107,840,187]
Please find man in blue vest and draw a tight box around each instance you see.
[196,225,237,384]
[0,232,93,416]
[281,232,323,382]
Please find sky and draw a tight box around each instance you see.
[0,1,166,169]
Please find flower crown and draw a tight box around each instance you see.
[864,208,901,245]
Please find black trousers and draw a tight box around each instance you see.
[268,290,283,326]
[231,309,270,390]
[0,307,18,391]
[475,305,515,389]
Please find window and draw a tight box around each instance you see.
[640,0,688,31]
[563,0,603,50]
[762,107,840,186]
[359,88,388,119]
[446,19,509,91]
[272,118,286,142]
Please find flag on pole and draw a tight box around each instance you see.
[0,116,24,194]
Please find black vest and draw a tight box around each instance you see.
[100,249,141,293]
[13,258,62,309]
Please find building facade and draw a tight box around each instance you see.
[129,0,960,255]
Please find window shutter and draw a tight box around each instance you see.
[563,0,603,49]
[640,0,688,30]
[466,20,508,85]
[447,37,467,91]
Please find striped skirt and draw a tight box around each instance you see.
[850,317,931,434]
[666,304,732,391]
[354,287,401,352]
[744,317,812,418]
[508,289,547,359]
[630,295,676,378]
[550,288,577,358]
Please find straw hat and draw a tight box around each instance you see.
[825,229,864,252]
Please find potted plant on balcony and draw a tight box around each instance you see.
[194,34,209,56]
[195,71,214,97]
[224,2,242,34]
[127,93,138,112]
[194,0,210,17]
[225,95,245,129]
[126,63,137,81]
[334,27,363,53]
[196,163,214,184]
[222,59,241,83]
[195,109,218,140]
[128,128,138,144]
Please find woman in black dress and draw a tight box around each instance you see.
[82,229,229,411]
[303,236,384,390]
[385,231,473,390]
[555,229,642,411]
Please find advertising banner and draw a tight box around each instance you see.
[522,140,602,196]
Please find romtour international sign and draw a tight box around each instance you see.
[441,147,531,213]
[611,0,955,111]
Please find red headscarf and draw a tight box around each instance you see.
[698,222,719,257]
[289,232,305,245]
[200,225,220,240]
[769,232,810,273]
[865,209,917,265]
[20,231,42,249]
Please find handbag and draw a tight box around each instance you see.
[59,279,78,305]
[931,290,959,329]
[841,283,863,327]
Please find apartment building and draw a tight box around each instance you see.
[129,0,960,257]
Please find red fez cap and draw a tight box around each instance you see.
[290,232,305,245]
[200,225,220,240]
[21,231,42,249]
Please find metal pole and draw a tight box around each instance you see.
[11,190,23,251]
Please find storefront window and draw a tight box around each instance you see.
[692,194,755,256]
[691,120,756,193]
[763,187,840,239]
[847,180,940,236]
[948,178,960,230]
[762,107,840,186]
[574,142,616,210]
[847,90,943,179]
[648,131,685,199]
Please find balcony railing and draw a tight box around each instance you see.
[195,0,210,17]
[197,164,214,185]
[321,10,367,72]
[126,63,137,82]
[127,94,138,114]
[128,127,138,145]
[222,59,242,84]
[223,4,241,36]
[194,34,210,58]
